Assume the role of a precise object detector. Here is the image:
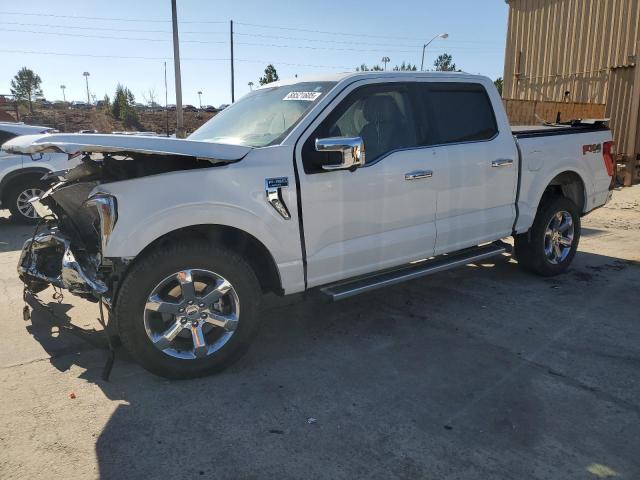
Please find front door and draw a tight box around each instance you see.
[295,82,439,288]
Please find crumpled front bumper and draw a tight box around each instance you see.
[18,231,108,300]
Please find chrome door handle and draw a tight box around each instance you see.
[404,170,433,180]
[492,158,514,168]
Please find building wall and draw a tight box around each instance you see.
[503,0,640,169]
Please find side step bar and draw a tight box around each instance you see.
[319,243,507,301]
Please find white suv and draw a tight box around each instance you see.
[0,122,67,222]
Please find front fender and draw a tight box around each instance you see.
[96,147,305,293]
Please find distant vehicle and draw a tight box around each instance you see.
[0,122,69,222]
[39,100,53,109]
[218,104,230,110]
[183,104,197,112]
[166,104,176,111]
[203,105,217,113]
[70,101,90,110]
[78,129,98,134]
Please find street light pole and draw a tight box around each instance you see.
[381,56,390,71]
[60,85,66,103]
[82,72,90,104]
[420,33,449,71]
[197,91,202,109]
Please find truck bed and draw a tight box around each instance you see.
[512,122,609,139]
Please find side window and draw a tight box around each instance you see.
[415,83,498,146]
[0,131,17,146]
[302,83,417,173]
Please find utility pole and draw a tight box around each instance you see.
[197,90,202,109]
[82,72,90,104]
[230,20,235,103]
[60,84,66,103]
[164,61,169,136]
[171,0,185,138]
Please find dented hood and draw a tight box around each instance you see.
[1,133,252,163]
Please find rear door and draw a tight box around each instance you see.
[414,82,518,254]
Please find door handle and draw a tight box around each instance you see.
[492,158,514,168]
[405,170,433,180]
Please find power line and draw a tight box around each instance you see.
[0,10,226,24]
[1,21,226,35]
[0,49,354,69]
[0,28,500,54]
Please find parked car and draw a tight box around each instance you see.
[0,122,67,222]
[166,104,176,111]
[4,72,614,378]
[183,104,197,112]
[203,105,217,113]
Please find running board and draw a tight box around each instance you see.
[319,243,507,301]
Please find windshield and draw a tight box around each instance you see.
[188,81,336,147]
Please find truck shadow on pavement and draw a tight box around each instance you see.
[21,250,640,479]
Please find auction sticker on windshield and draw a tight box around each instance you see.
[283,91,322,101]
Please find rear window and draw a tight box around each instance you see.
[415,83,498,145]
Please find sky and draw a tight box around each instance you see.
[0,1,509,107]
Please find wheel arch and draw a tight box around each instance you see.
[124,224,283,296]
[537,169,587,214]
[0,167,50,204]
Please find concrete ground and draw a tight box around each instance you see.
[0,187,639,480]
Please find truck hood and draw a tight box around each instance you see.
[1,133,252,164]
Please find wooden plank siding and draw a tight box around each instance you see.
[503,0,640,181]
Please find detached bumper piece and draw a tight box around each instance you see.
[18,232,107,301]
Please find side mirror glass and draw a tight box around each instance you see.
[315,137,365,171]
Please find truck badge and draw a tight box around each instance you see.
[265,177,291,220]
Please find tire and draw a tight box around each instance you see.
[115,241,262,379]
[5,177,47,224]
[514,195,581,276]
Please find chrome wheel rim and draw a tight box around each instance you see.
[16,188,44,219]
[544,210,574,264]
[143,269,240,360]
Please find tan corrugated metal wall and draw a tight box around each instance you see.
[503,0,640,176]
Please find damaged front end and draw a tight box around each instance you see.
[17,175,116,302]
[6,132,250,303]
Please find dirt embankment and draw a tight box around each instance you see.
[7,108,215,135]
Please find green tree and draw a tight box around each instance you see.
[433,53,457,72]
[259,64,279,86]
[111,83,139,127]
[393,62,418,71]
[494,77,503,96]
[10,67,43,113]
[102,94,111,111]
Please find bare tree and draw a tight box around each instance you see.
[142,87,157,109]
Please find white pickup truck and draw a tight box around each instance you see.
[3,72,615,379]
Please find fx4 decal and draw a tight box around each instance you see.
[582,143,602,155]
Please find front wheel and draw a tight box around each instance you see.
[514,196,581,276]
[115,241,262,379]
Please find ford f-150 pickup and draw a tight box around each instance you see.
[2,72,615,378]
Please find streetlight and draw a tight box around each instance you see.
[197,90,202,109]
[248,81,254,91]
[381,56,391,71]
[421,33,448,71]
[82,71,91,104]
[60,84,66,103]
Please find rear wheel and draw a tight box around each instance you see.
[5,178,46,223]
[115,241,262,379]
[514,196,581,276]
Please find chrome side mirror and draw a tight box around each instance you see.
[315,137,365,171]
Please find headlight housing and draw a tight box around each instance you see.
[85,193,117,252]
